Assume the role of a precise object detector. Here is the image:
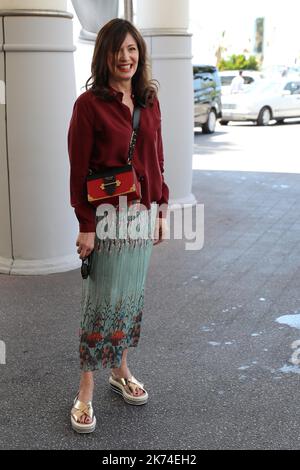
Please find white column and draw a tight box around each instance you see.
[0,18,11,273]
[71,0,119,42]
[0,0,80,274]
[0,1,67,9]
[137,0,196,206]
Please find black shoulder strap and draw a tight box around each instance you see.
[132,107,141,131]
[127,107,141,164]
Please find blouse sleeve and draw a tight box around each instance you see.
[156,100,169,218]
[68,95,96,232]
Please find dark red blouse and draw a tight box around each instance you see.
[68,88,169,232]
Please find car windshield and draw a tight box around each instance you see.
[221,75,256,86]
[241,80,280,94]
[221,76,235,86]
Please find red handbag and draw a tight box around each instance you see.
[87,107,141,207]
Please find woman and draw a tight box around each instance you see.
[68,18,169,433]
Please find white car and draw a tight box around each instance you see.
[220,79,300,126]
[219,70,263,95]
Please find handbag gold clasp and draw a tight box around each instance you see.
[100,179,121,190]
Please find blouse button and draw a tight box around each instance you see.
[139,176,145,182]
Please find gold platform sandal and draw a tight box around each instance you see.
[71,394,96,434]
[109,372,149,405]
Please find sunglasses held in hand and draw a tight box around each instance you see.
[81,255,92,279]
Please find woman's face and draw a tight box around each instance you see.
[107,33,139,84]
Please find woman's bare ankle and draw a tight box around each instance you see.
[78,372,94,402]
[112,365,130,379]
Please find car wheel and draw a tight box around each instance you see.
[219,120,229,126]
[202,110,217,134]
[257,107,272,126]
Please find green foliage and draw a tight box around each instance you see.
[218,54,259,71]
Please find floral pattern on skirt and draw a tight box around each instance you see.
[79,202,157,371]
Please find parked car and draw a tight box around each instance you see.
[193,65,222,134]
[220,78,300,126]
[219,70,263,95]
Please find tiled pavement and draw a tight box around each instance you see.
[1,168,300,450]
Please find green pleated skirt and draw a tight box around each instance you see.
[79,202,157,371]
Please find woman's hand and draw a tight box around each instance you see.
[76,232,95,259]
[153,217,169,245]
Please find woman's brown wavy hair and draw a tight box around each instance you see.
[85,19,158,107]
